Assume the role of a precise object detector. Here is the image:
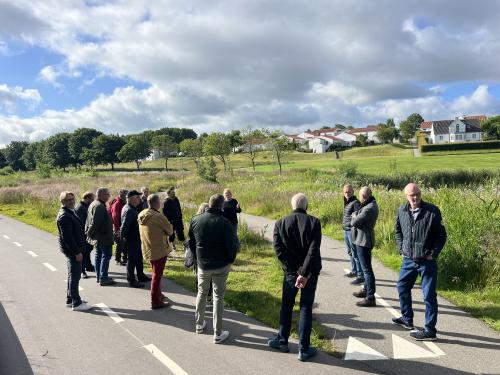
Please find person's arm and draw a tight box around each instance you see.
[395,211,403,253]
[188,221,197,260]
[225,222,237,263]
[273,221,292,268]
[177,199,184,227]
[86,204,103,238]
[120,208,132,241]
[430,207,447,259]
[58,216,82,256]
[351,205,374,227]
[110,203,121,231]
[160,215,174,236]
[235,199,241,213]
[300,219,322,276]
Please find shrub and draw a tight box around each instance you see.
[336,161,358,179]
[421,140,500,153]
[0,166,14,175]
[197,157,219,183]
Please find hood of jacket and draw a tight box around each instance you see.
[138,207,160,225]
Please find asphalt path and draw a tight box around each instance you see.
[1,213,499,375]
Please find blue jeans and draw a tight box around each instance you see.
[66,255,82,307]
[344,230,362,277]
[356,245,376,300]
[277,273,318,351]
[397,257,438,334]
[95,244,112,281]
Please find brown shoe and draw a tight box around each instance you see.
[352,289,367,298]
[151,301,170,310]
[356,298,376,307]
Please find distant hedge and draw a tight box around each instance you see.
[421,140,500,153]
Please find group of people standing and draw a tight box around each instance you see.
[56,179,447,362]
[341,183,447,341]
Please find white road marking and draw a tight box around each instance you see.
[392,334,437,359]
[344,337,388,361]
[424,341,446,356]
[374,293,401,318]
[26,251,38,258]
[13,241,22,247]
[43,263,57,272]
[3,234,10,239]
[143,344,189,375]
[95,303,124,323]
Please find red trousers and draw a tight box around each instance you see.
[150,256,167,305]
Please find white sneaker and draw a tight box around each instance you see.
[196,321,206,334]
[213,330,230,344]
[73,302,92,311]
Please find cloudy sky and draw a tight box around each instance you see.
[1,0,500,145]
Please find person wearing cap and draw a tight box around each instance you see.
[120,190,149,288]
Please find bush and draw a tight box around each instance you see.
[197,157,219,183]
[336,161,358,179]
[421,140,500,153]
[0,166,14,175]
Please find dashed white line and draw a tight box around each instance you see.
[143,344,189,375]
[95,302,124,323]
[13,241,22,247]
[374,293,401,318]
[43,263,57,272]
[26,251,38,258]
[3,234,10,239]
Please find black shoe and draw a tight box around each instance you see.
[115,260,122,265]
[344,271,356,278]
[81,272,89,279]
[392,317,415,330]
[100,278,116,286]
[356,298,376,307]
[350,278,365,285]
[353,289,367,298]
[138,275,151,282]
[128,281,144,288]
[410,329,437,341]
[151,301,170,310]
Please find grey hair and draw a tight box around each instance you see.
[208,194,224,209]
[196,203,209,215]
[141,186,149,193]
[359,186,373,200]
[96,187,109,197]
[291,193,308,210]
[147,194,160,207]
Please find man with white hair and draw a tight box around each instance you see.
[351,186,379,307]
[268,193,322,362]
[85,187,116,286]
[393,183,447,341]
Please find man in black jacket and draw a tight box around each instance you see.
[163,187,185,250]
[75,191,95,278]
[189,194,237,344]
[120,190,148,288]
[56,191,91,311]
[268,193,322,362]
[393,183,447,341]
[342,185,362,282]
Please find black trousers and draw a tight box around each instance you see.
[126,242,144,282]
[169,223,185,243]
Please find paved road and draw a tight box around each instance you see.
[240,213,500,375]
[410,140,422,157]
[0,214,369,375]
[1,213,499,375]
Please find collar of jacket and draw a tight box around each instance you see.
[79,200,89,208]
[344,195,358,206]
[206,207,223,214]
[360,195,376,207]
[98,199,107,205]
[403,200,427,213]
[292,208,307,214]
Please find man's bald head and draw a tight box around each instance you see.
[404,183,422,209]
[359,186,372,203]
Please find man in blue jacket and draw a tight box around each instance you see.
[393,183,447,341]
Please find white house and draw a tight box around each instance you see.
[146,149,162,161]
[349,125,381,143]
[334,131,357,146]
[309,135,346,153]
[429,117,483,144]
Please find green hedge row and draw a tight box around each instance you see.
[421,140,500,153]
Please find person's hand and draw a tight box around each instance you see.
[75,253,83,262]
[295,275,308,289]
[426,254,433,260]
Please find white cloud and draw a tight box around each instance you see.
[1,0,500,141]
[0,84,42,114]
